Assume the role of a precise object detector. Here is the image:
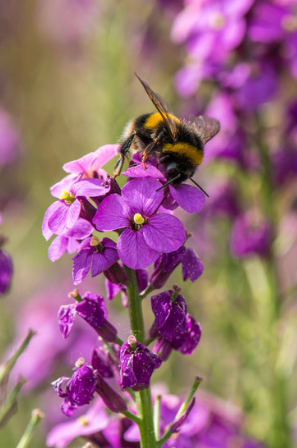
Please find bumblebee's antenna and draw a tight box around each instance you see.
[156,174,181,191]
[189,178,209,197]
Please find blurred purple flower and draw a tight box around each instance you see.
[0,245,13,295]
[0,107,21,166]
[47,398,109,448]
[230,211,273,258]
[202,180,240,219]
[272,147,297,186]
[36,0,100,51]
[72,236,119,285]
[93,177,186,269]
[120,338,162,391]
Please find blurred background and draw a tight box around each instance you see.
[1,0,297,447]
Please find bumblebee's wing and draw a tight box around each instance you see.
[135,73,178,140]
[189,115,220,145]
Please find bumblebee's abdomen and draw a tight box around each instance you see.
[144,113,180,130]
[163,142,203,166]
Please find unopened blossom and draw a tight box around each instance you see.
[94,177,186,269]
[120,338,162,391]
[72,236,119,285]
[151,290,187,341]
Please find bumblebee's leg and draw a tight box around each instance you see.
[142,130,165,168]
[113,132,136,178]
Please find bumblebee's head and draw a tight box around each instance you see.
[165,161,194,185]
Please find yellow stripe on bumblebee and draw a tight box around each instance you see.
[163,142,204,166]
[144,113,180,130]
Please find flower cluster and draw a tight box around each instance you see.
[43,142,208,446]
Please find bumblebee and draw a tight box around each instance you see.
[114,74,220,196]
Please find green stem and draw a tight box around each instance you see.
[16,409,44,448]
[125,266,156,448]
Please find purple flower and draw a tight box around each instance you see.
[93,177,186,269]
[58,292,117,342]
[151,290,187,341]
[203,179,240,218]
[46,398,109,448]
[230,212,273,258]
[43,178,109,237]
[52,363,97,416]
[0,245,13,295]
[72,236,119,285]
[119,338,162,391]
[48,218,93,262]
[63,144,119,179]
[0,108,21,166]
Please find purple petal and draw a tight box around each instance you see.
[121,178,163,216]
[182,248,204,282]
[48,201,70,234]
[93,144,120,167]
[48,236,68,261]
[0,249,13,294]
[64,218,93,239]
[169,184,205,213]
[50,174,79,198]
[91,247,119,277]
[72,248,93,285]
[143,214,185,253]
[66,199,81,229]
[122,164,166,180]
[42,201,62,240]
[93,194,130,231]
[58,304,76,338]
[72,178,110,197]
[118,228,159,269]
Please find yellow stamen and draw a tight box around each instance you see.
[133,213,145,225]
[59,190,75,205]
[90,236,100,247]
[78,416,89,426]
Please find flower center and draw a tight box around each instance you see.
[133,213,146,230]
[282,14,297,32]
[78,415,89,426]
[209,12,225,30]
[59,190,75,205]
[90,236,103,252]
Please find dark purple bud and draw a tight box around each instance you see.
[171,314,202,355]
[58,304,76,338]
[78,198,97,223]
[104,262,128,285]
[76,293,117,342]
[150,246,186,289]
[151,290,187,341]
[181,248,203,282]
[95,373,127,413]
[170,398,196,433]
[91,347,113,378]
[153,337,172,361]
[0,247,13,295]
[120,340,162,391]
[52,363,97,417]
